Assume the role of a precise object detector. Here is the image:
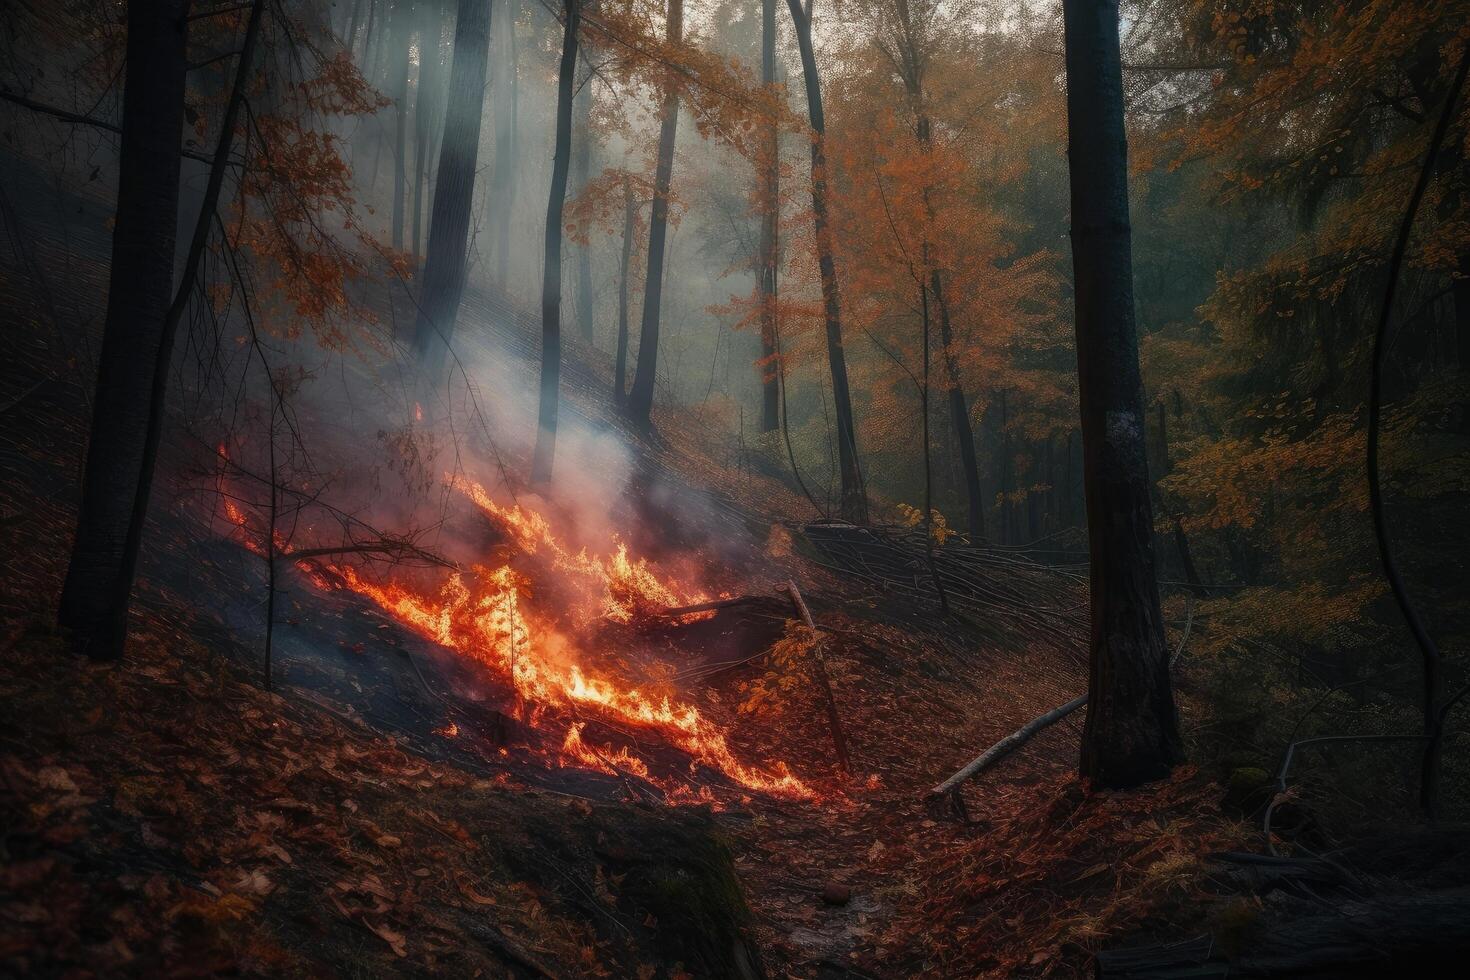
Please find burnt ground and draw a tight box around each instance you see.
[0,146,1249,978]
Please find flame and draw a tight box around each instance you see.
[208,459,811,800]
[450,475,709,625]
[561,722,651,779]
[331,562,811,798]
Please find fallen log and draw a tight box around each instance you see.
[782,580,852,777]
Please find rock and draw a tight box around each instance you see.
[821,882,851,906]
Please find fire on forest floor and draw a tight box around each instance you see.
[0,248,1245,976]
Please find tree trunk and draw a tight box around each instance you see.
[757,0,780,432]
[347,0,367,52]
[389,2,413,251]
[571,48,596,344]
[530,0,582,484]
[787,0,866,522]
[491,0,517,287]
[624,0,683,433]
[57,0,192,656]
[1456,252,1470,370]
[412,1,445,262]
[1063,0,1183,788]
[932,271,983,541]
[412,0,493,379]
[614,176,636,408]
[891,0,983,541]
[997,388,1011,543]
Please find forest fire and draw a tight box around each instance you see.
[448,475,707,625]
[214,469,811,801]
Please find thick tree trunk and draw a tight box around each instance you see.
[757,0,780,432]
[412,1,445,262]
[614,177,636,408]
[1063,0,1183,788]
[530,0,582,484]
[787,0,866,522]
[571,48,596,344]
[57,0,192,655]
[412,0,493,379]
[624,0,683,432]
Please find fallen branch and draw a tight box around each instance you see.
[926,607,1197,816]
[782,580,852,777]
[654,593,770,617]
[926,694,1088,815]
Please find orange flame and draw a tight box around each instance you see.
[331,562,810,798]
[450,475,710,625]
[209,459,811,800]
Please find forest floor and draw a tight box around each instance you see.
[0,150,1248,977]
[0,480,1244,978]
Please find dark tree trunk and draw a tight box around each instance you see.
[1063,0,1183,788]
[412,1,445,262]
[389,1,413,251]
[890,0,983,541]
[57,0,192,656]
[624,0,683,432]
[932,272,983,541]
[412,0,492,379]
[997,388,1011,543]
[787,0,866,522]
[491,0,517,287]
[614,177,636,408]
[757,0,780,432]
[530,0,581,483]
[1456,251,1470,369]
[571,48,596,344]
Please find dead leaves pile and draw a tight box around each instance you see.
[0,612,618,977]
[870,768,1244,977]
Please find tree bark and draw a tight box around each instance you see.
[890,0,984,541]
[614,176,636,408]
[1063,0,1183,788]
[389,1,413,251]
[757,0,780,432]
[491,0,518,287]
[571,46,596,344]
[411,0,493,380]
[57,0,192,656]
[931,251,983,542]
[412,1,445,262]
[1456,252,1470,370]
[530,0,582,484]
[787,0,866,522]
[624,0,683,433]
